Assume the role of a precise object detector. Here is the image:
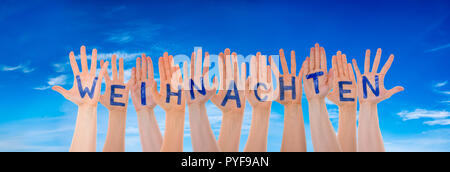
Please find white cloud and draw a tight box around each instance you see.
[435,81,447,88]
[1,63,35,73]
[398,109,450,120]
[425,43,450,53]
[34,75,67,90]
[397,109,450,125]
[104,21,162,44]
[424,119,450,125]
[52,63,67,73]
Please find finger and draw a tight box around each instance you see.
[337,51,344,77]
[233,59,238,83]
[225,51,232,89]
[342,54,349,79]
[219,52,225,90]
[269,55,281,79]
[183,61,189,89]
[250,55,257,90]
[142,55,148,80]
[320,47,327,71]
[383,86,404,100]
[279,49,289,76]
[380,54,394,75]
[203,52,210,84]
[119,58,124,82]
[315,43,320,70]
[130,67,136,85]
[52,85,70,98]
[347,63,356,82]
[309,47,315,71]
[90,49,97,75]
[158,57,166,81]
[101,60,111,85]
[163,52,171,80]
[261,55,268,84]
[332,55,338,78]
[352,59,362,79]
[80,45,88,73]
[95,61,109,100]
[256,52,261,83]
[112,54,118,81]
[303,57,310,75]
[372,48,382,74]
[291,50,296,76]
[190,52,195,80]
[240,62,246,90]
[69,51,80,75]
[364,49,371,74]
[195,48,202,80]
[136,57,141,81]
[147,57,154,81]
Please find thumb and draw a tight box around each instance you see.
[52,85,70,97]
[383,86,404,100]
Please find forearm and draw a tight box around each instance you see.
[70,105,97,152]
[160,110,185,152]
[308,99,341,152]
[337,105,357,152]
[103,110,127,152]
[189,104,220,152]
[218,111,244,152]
[136,109,163,152]
[358,103,385,152]
[244,107,271,152]
[280,104,306,152]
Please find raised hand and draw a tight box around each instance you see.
[99,55,129,152]
[211,49,247,113]
[352,48,404,104]
[327,51,357,152]
[213,48,247,152]
[303,43,333,100]
[185,48,220,152]
[303,43,341,152]
[152,52,186,152]
[52,45,108,152]
[100,55,130,111]
[271,49,302,105]
[244,52,274,152]
[185,48,218,105]
[130,54,157,111]
[52,45,109,106]
[327,51,356,107]
[130,54,163,152]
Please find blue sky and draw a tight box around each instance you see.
[0,0,449,151]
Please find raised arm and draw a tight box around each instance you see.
[211,49,247,152]
[327,51,357,152]
[272,49,307,152]
[130,54,162,152]
[352,48,404,152]
[244,52,273,152]
[185,48,220,152]
[303,43,341,152]
[99,55,129,152]
[151,52,187,152]
[52,45,108,152]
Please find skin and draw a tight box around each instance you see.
[151,52,186,152]
[244,52,274,152]
[211,48,247,152]
[99,55,130,152]
[129,54,163,152]
[52,45,109,152]
[303,43,341,152]
[270,49,307,152]
[184,48,220,152]
[327,51,357,152]
[352,48,404,152]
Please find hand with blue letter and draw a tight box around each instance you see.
[129,54,162,152]
[352,48,404,152]
[327,51,357,152]
[52,45,109,152]
[99,55,129,152]
[244,52,274,152]
[151,52,186,152]
[211,48,247,152]
[185,48,220,152]
[302,43,341,152]
[269,49,307,152]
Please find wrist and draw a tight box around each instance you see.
[284,104,300,118]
